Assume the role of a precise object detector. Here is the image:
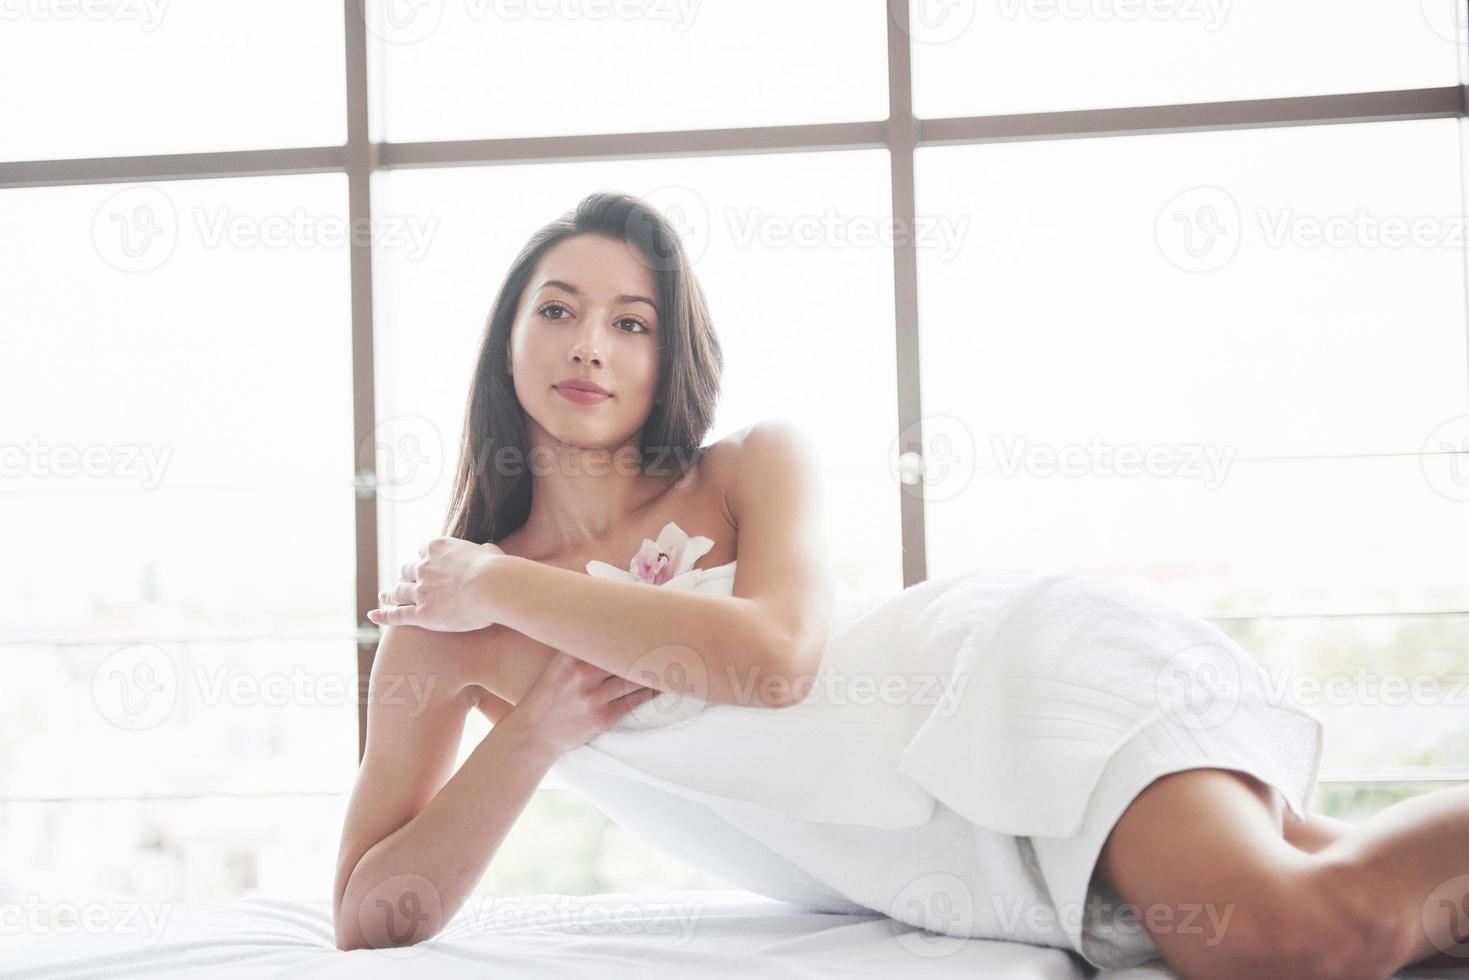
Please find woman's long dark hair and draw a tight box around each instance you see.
[441,191,723,544]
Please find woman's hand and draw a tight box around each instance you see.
[497,651,662,758]
[367,537,506,632]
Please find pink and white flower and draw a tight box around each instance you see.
[585,521,716,587]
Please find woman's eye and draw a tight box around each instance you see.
[538,303,646,334]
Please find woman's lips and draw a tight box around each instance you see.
[555,385,611,405]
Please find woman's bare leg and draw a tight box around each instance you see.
[1094,768,1469,979]
[1283,809,1354,855]
[1312,785,1469,970]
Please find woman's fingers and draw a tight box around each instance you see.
[598,673,654,702]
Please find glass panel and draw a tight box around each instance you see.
[915,119,1469,619]
[0,489,356,641]
[0,640,358,800]
[369,0,888,141]
[1313,779,1469,823]
[371,151,902,597]
[1218,614,1469,780]
[914,119,1468,462]
[910,0,1464,118]
[0,1,346,161]
[0,793,350,949]
[0,174,357,641]
[922,455,1469,619]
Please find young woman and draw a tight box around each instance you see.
[332,192,1469,978]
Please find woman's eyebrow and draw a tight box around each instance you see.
[537,278,656,311]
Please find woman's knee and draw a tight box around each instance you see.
[1095,769,1406,979]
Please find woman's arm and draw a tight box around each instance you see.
[336,716,557,951]
[476,422,834,710]
[335,627,657,951]
[333,625,554,951]
[475,558,796,708]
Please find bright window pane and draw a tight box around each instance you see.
[0,174,357,641]
[911,0,1463,118]
[371,151,903,600]
[1221,614,1469,780]
[913,119,1467,459]
[369,0,889,141]
[915,118,1469,617]
[2,640,357,799]
[0,1,346,161]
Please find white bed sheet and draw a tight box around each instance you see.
[6,888,1468,979]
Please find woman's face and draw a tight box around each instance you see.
[508,233,663,452]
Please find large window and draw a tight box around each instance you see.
[3,0,1467,929]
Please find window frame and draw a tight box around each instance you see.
[2,0,1463,787]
